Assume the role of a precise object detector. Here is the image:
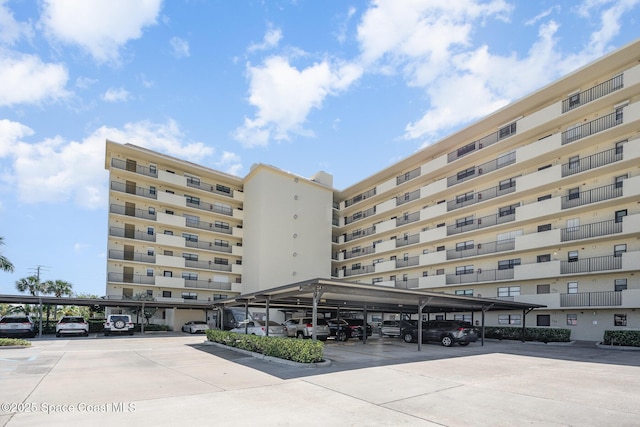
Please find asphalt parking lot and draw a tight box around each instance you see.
[1,333,639,426]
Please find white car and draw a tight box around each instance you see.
[230,319,287,337]
[104,314,134,336]
[182,321,208,334]
[0,315,36,338]
[56,316,89,337]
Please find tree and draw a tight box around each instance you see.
[127,293,158,326]
[15,275,45,296]
[43,280,74,322]
[0,236,14,273]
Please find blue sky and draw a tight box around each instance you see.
[1,0,639,297]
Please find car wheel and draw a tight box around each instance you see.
[459,342,470,346]
[403,332,415,343]
[441,335,453,347]
[337,331,348,342]
[296,332,305,339]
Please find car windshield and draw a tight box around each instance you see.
[109,316,129,322]
[60,317,84,323]
[1,317,30,323]
[192,321,207,325]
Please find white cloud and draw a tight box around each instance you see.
[75,76,98,90]
[248,26,282,52]
[234,56,363,147]
[169,36,190,58]
[39,0,162,64]
[0,53,69,106]
[216,151,243,177]
[0,119,220,209]
[103,87,131,103]
[0,0,33,45]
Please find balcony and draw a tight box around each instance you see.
[447,122,517,163]
[342,265,376,277]
[561,110,623,145]
[185,178,235,198]
[343,245,376,260]
[185,218,233,235]
[395,256,420,268]
[111,158,157,178]
[185,239,233,253]
[446,238,515,260]
[396,233,420,248]
[184,279,232,290]
[345,206,376,225]
[396,211,420,227]
[397,189,421,206]
[394,278,419,289]
[184,259,232,272]
[560,255,622,274]
[447,152,516,187]
[396,167,421,185]
[561,219,622,242]
[561,183,622,210]
[110,203,157,220]
[109,226,156,242]
[561,146,622,177]
[344,188,376,208]
[560,291,622,307]
[343,225,376,243]
[110,181,157,199]
[447,211,516,236]
[186,200,233,216]
[447,180,516,211]
[107,272,155,285]
[446,268,514,285]
[108,249,155,263]
[561,74,623,113]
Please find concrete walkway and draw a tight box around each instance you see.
[1,334,638,426]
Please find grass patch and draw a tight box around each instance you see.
[0,338,32,347]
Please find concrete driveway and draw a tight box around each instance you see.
[1,333,638,426]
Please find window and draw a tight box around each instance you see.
[456,216,474,227]
[538,224,552,232]
[615,140,625,155]
[351,246,361,254]
[568,155,580,169]
[537,254,551,263]
[454,289,473,296]
[146,268,153,277]
[163,250,173,256]
[216,184,231,194]
[182,233,198,242]
[615,209,627,223]
[498,314,521,325]
[538,194,552,201]
[499,178,516,191]
[165,210,174,215]
[148,207,155,215]
[214,257,229,265]
[436,268,445,275]
[182,292,197,300]
[185,195,200,205]
[149,186,156,195]
[372,277,383,284]
[215,221,230,230]
[149,164,157,175]
[164,230,173,236]
[186,175,200,186]
[568,251,578,262]
[499,122,516,139]
[457,142,476,157]
[147,248,154,256]
[147,227,154,236]
[614,174,627,189]
[568,93,580,107]
[181,272,198,280]
[614,279,627,291]
[568,187,580,200]
[614,314,627,326]
[537,315,551,326]
[456,191,474,204]
[615,106,623,122]
[567,218,580,231]
[454,314,472,323]
[163,271,172,277]
[352,263,361,270]
[537,284,550,294]
[614,244,627,257]
[567,281,578,294]
[456,265,474,275]
[146,289,153,297]
[437,246,445,252]
[162,291,171,298]
[499,203,519,217]
[498,259,521,270]
[182,253,198,261]
[567,314,577,326]
[457,167,475,180]
[498,286,520,297]
[456,240,474,251]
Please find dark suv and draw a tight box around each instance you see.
[402,320,478,347]
[328,318,372,341]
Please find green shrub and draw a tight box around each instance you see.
[206,330,324,363]
[603,330,640,347]
[483,326,571,343]
[0,338,31,347]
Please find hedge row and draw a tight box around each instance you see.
[602,330,640,347]
[0,338,31,347]
[483,326,571,343]
[206,329,324,363]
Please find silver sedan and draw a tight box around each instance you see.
[230,319,287,337]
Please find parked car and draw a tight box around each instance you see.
[56,316,89,337]
[327,318,353,341]
[230,319,287,337]
[103,314,134,336]
[379,320,416,337]
[182,320,208,334]
[283,317,330,340]
[0,315,35,338]
[328,318,372,340]
[402,320,478,346]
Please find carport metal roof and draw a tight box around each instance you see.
[212,277,546,314]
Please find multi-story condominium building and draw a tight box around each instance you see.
[105,39,640,340]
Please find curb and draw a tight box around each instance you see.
[203,340,332,368]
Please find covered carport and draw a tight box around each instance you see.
[212,278,546,350]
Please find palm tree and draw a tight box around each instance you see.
[15,275,45,296]
[0,237,14,273]
[44,280,74,321]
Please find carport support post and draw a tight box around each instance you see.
[363,305,368,344]
[265,297,270,337]
[311,287,324,341]
[141,302,145,334]
[244,302,249,334]
[417,298,432,351]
